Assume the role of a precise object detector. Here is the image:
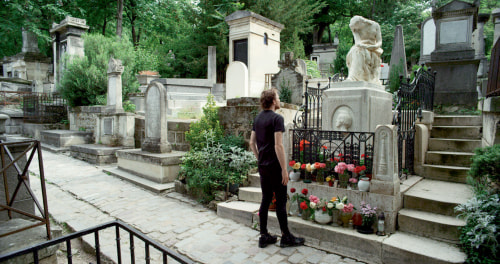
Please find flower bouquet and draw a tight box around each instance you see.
[309,195,334,224]
[314,162,326,184]
[334,196,355,227]
[358,201,377,234]
[288,160,301,182]
[290,188,311,218]
[335,162,351,188]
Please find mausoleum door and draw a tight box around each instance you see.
[234,39,248,67]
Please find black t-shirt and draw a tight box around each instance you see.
[252,110,285,166]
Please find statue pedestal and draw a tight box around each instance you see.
[322,81,392,132]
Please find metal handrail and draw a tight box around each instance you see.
[0,220,193,264]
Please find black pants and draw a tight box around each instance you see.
[258,163,290,236]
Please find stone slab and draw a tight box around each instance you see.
[431,126,482,139]
[421,164,469,183]
[239,187,262,203]
[70,144,122,165]
[115,149,185,184]
[40,130,93,148]
[216,201,260,226]
[103,167,175,194]
[382,232,465,264]
[247,173,261,187]
[425,151,474,167]
[433,115,481,126]
[427,138,481,152]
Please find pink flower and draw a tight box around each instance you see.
[334,162,348,174]
[309,195,319,204]
[347,164,355,172]
[342,203,354,213]
[349,178,358,183]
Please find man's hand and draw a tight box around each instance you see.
[282,169,289,186]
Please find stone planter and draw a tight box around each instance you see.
[289,171,301,182]
[358,177,370,192]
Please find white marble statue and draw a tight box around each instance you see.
[345,16,383,84]
[108,57,124,74]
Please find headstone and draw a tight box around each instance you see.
[142,81,171,153]
[389,25,407,78]
[419,18,436,64]
[271,52,306,105]
[106,58,124,113]
[207,46,217,84]
[225,61,249,99]
[50,16,89,86]
[21,29,40,53]
[379,63,390,81]
[345,16,383,85]
[427,0,480,106]
[226,11,284,97]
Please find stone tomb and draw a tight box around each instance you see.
[109,81,185,192]
[271,52,307,105]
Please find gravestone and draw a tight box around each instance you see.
[106,58,124,113]
[427,0,480,107]
[419,18,436,64]
[271,52,307,105]
[389,25,407,79]
[21,29,40,53]
[142,81,171,153]
[226,61,249,99]
[50,16,89,86]
[207,46,217,84]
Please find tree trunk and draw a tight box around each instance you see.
[116,0,124,37]
[102,17,107,36]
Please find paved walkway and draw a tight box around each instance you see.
[29,150,366,264]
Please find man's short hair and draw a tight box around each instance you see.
[260,89,278,109]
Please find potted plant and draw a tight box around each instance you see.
[309,195,334,224]
[315,162,326,184]
[358,201,377,234]
[335,196,354,227]
[288,160,301,182]
[291,188,311,218]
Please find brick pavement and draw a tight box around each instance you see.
[29,150,366,264]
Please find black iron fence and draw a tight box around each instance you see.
[0,220,193,264]
[392,66,436,178]
[23,93,67,124]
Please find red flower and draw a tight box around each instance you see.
[299,140,310,151]
[289,160,296,167]
[322,207,327,212]
[334,158,339,162]
[290,188,296,193]
[338,153,343,157]
[361,154,366,158]
[322,145,327,149]
[301,164,306,170]
[361,165,366,171]
[300,201,308,210]
[319,163,326,169]
[314,162,320,168]
[301,188,308,195]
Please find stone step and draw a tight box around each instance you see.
[425,151,474,167]
[431,126,482,139]
[433,115,482,126]
[216,201,260,226]
[398,209,465,243]
[428,138,482,152]
[70,144,122,165]
[247,172,260,187]
[40,130,93,149]
[217,201,466,264]
[421,164,469,183]
[383,232,466,264]
[403,179,472,216]
[238,187,262,203]
[103,167,175,194]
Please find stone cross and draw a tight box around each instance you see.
[278,52,297,70]
[106,58,125,113]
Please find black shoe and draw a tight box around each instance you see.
[258,233,278,248]
[280,233,305,248]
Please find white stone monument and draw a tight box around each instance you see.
[371,125,400,196]
[142,81,171,153]
[106,58,124,113]
[226,61,249,99]
[225,11,284,98]
[419,18,436,64]
[322,16,392,133]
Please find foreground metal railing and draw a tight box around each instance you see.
[0,220,193,264]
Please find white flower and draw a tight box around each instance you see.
[310,202,316,209]
[311,164,316,170]
[327,202,334,209]
[336,202,344,210]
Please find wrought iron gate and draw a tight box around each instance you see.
[392,66,436,178]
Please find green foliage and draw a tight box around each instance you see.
[305,60,321,78]
[134,46,160,73]
[185,94,224,151]
[388,59,405,93]
[409,64,428,82]
[123,100,136,113]
[469,145,500,195]
[179,131,256,203]
[279,77,292,104]
[456,193,500,264]
[58,33,139,106]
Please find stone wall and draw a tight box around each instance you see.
[134,116,191,151]
[68,106,104,133]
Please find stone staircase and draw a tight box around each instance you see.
[398,115,479,245]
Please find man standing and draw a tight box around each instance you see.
[250,89,305,248]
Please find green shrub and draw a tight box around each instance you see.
[388,59,405,93]
[185,94,223,151]
[456,193,500,264]
[58,33,140,107]
[179,131,256,203]
[279,77,292,104]
[305,60,321,78]
[469,144,500,195]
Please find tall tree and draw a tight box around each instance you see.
[116,0,124,37]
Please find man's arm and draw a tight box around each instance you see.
[274,131,289,186]
[249,131,259,161]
